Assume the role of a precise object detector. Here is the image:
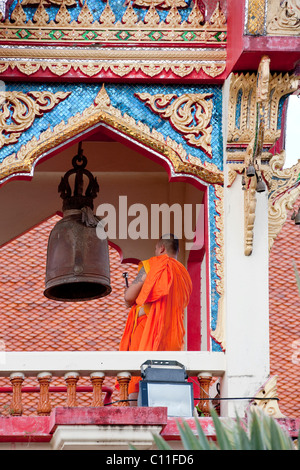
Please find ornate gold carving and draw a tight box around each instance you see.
[209,1,226,28]
[126,0,188,8]
[165,4,182,26]
[0,59,226,80]
[77,0,94,26]
[267,0,300,36]
[55,0,71,26]
[250,376,286,418]
[4,0,227,40]
[7,0,226,30]
[122,1,139,26]
[0,85,224,186]
[187,1,204,26]
[144,3,160,26]
[244,168,258,256]
[0,90,71,149]
[1,0,227,78]
[241,56,272,255]
[227,61,300,255]
[10,0,27,25]
[100,0,115,25]
[227,57,272,256]
[266,151,300,251]
[227,70,298,149]
[22,0,79,6]
[135,92,213,156]
[33,1,49,24]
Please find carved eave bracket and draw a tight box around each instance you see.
[265,151,300,251]
[249,376,286,419]
[226,57,299,256]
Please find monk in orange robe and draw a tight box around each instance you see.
[118,235,193,401]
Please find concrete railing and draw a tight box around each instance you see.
[0,351,226,416]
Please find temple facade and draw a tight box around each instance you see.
[0,0,299,449]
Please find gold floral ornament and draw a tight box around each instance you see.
[0,90,71,149]
[265,151,300,251]
[267,0,300,35]
[226,56,299,256]
[123,0,188,8]
[135,92,214,157]
[21,0,81,6]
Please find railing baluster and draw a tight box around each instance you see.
[198,372,212,417]
[90,372,105,407]
[9,372,24,416]
[37,372,52,416]
[117,372,131,407]
[64,372,79,407]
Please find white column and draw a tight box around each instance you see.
[220,77,270,417]
[221,172,270,417]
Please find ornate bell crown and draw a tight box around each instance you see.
[58,142,99,212]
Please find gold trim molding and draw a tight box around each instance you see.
[0,57,226,80]
[0,84,224,186]
[211,184,225,350]
[1,0,226,42]
[0,1,227,79]
[125,0,188,8]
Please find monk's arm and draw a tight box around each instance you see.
[124,267,147,307]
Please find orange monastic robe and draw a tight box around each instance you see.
[119,254,192,394]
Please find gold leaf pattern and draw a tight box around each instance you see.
[135,91,214,156]
[0,91,71,149]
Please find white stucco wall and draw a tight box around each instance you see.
[221,77,270,417]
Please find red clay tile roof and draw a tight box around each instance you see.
[269,196,300,418]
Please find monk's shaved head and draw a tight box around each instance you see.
[155,234,179,257]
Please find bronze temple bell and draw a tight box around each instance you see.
[44,144,112,301]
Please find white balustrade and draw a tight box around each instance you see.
[0,351,226,416]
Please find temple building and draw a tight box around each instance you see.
[0,0,299,449]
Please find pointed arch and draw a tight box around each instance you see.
[0,85,223,188]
